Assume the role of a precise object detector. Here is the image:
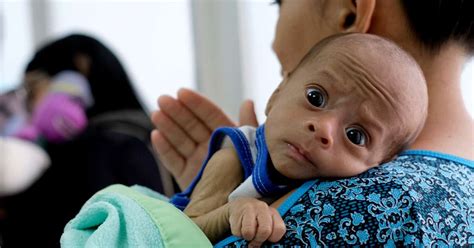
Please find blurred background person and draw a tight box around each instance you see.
[0,88,27,137]
[0,88,50,200]
[0,33,173,247]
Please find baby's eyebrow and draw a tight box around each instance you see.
[317,70,339,84]
[358,103,384,143]
[315,70,356,96]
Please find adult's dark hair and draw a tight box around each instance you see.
[400,0,474,54]
[25,34,145,117]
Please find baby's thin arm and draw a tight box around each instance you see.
[184,148,243,242]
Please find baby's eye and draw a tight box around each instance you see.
[306,87,326,108]
[346,127,367,146]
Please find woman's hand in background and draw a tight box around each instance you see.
[151,88,258,190]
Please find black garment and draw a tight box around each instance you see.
[0,110,165,247]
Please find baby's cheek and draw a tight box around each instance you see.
[341,162,372,177]
[284,163,318,179]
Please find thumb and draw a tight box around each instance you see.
[239,100,259,127]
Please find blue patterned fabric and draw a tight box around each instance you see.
[215,150,474,247]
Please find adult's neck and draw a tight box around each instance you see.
[409,44,474,159]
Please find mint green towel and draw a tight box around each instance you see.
[61,184,212,248]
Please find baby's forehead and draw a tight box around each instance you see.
[306,40,416,96]
[301,43,419,123]
[314,42,393,77]
[295,33,426,109]
[319,35,399,60]
[302,50,396,96]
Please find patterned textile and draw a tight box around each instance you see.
[216,150,474,247]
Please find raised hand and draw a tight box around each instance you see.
[228,197,286,247]
[151,88,259,189]
[151,88,232,189]
[239,99,259,128]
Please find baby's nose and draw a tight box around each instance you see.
[306,119,335,149]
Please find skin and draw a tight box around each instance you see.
[151,0,473,190]
[184,34,427,246]
[183,148,285,247]
[151,0,473,243]
[272,0,377,76]
[266,36,426,179]
[23,71,51,113]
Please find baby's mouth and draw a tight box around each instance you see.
[286,142,316,167]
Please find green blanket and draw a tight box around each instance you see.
[61,184,212,247]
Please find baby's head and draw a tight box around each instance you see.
[264,33,428,179]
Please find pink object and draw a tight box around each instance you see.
[31,93,87,143]
[14,124,40,142]
[14,71,91,143]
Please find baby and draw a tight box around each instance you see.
[170,33,428,246]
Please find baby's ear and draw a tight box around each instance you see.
[265,76,289,116]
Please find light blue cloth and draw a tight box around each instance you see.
[61,184,212,248]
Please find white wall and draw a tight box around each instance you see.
[191,0,243,120]
[238,0,280,123]
[1,0,35,93]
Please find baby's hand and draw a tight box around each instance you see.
[228,197,286,247]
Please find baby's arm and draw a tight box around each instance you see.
[184,147,243,242]
[184,148,286,245]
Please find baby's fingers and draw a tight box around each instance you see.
[241,211,257,241]
[268,207,286,242]
[229,212,242,237]
[250,209,273,247]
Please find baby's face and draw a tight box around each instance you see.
[265,50,403,179]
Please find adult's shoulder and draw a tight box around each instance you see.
[217,151,474,247]
[278,152,473,247]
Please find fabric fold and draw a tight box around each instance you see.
[61,184,212,248]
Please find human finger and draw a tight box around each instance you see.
[239,99,259,127]
[252,208,273,244]
[241,211,257,241]
[178,88,235,130]
[151,110,196,158]
[151,130,185,180]
[229,209,243,238]
[267,207,286,242]
[178,142,209,190]
[157,95,211,143]
[248,240,263,248]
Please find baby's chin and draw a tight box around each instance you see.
[272,159,319,180]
